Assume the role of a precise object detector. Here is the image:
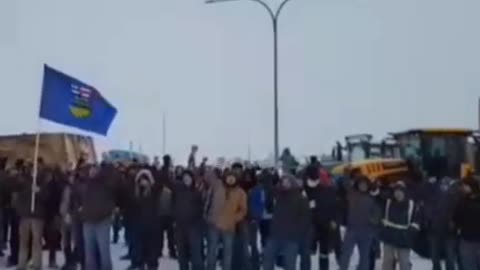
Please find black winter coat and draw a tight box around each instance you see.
[305,184,338,226]
[454,194,480,243]
[14,174,50,219]
[379,198,420,249]
[172,183,203,228]
[133,189,160,228]
[270,188,310,242]
[80,173,116,223]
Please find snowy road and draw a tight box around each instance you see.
[0,242,432,270]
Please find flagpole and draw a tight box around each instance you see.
[30,128,41,212]
[31,64,46,212]
[129,140,134,160]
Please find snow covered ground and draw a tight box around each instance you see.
[0,242,432,270]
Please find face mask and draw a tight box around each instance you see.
[225,176,237,186]
[394,189,405,201]
[359,182,369,192]
[307,179,319,188]
[280,178,292,190]
[183,175,193,187]
[462,185,473,194]
[140,179,150,188]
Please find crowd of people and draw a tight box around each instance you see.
[0,146,479,270]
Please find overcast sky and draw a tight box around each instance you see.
[0,0,479,162]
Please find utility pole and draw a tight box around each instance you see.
[129,141,134,159]
[207,0,294,166]
[162,112,167,155]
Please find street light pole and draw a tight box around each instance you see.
[206,0,294,166]
[273,15,280,168]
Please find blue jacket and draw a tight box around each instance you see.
[248,184,265,221]
[379,198,420,249]
[270,188,310,242]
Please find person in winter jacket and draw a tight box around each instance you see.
[453,177,480,270]
[339,175,381,270]
[44,167,65,268]
[59,171,83,270]
[127,169,160,270]
[246,169,265,270]
[157,156,176,258]
[0,165,7,256]
[280,148,299,174]
[263,173,310,270]
[80,164,117,270]
[172,170,204,270]
[205,172,247,270]
[15,165,51,270]
[119,165,139,261]
[231,163,255,270]
[304,166,339,270]
[424,176,461,270]
[4,160,24,267]
[62,164,92,270]
[258,169,276,248]
[379,181,421,270]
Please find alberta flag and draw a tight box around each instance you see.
[39,65,117,136]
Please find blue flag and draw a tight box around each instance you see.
[40,65,117,136]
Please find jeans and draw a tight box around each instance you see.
[247,221,261,270]
[369,238,381,270]
[430,233,457,270]
[131,221,158,268]
[63,224,75,268]
[123,212,136,257]
[263,238,299,270]
[381,244,411,270]
[206,224,235,270]
[332,227,342,265]
[83,218,112,270]
[232,221,253,270]
[45,215,62,265]
[459,240,480,270]
[112,212,121,244]
[298,227,313,270]
[339,228,375,270]
[159,216,176,257]
[314,224,334,270]
[259,219,271,248]
[0,208,4,251]
[73,221,85,268]
[63,221,85,269]
[18,217,44,270]
[176,225,204,270]
[4,207,19,264]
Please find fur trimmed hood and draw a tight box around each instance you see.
[135,169,155,186]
